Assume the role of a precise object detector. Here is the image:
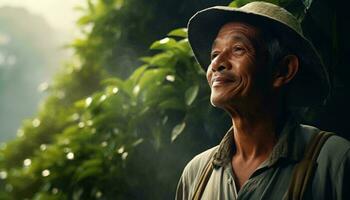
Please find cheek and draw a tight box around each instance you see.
[238,68,253,80]
[234,60,257,91]
[237,55,257,74]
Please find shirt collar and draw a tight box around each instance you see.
[212,115,304,168]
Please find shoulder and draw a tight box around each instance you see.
[300,123,350,175]
[299,124,350,198]
[320,135,350,199]
[296,124,350,178]
[303,124,350,163]
[318,132,350,169]
[176,146,218,192]
[298,124,350,160]
[176,146,219,200]
[181,145,219,184]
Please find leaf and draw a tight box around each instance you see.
[74,159,103,182]
[234,0,254,7]
[141,83,175,105]
[100,77,124,87]
[74,99,86,109]
[129,65,148,84]
[80,158,102,169]
[176,39,191,54]
[185,85,199,106]
[137,68,170,93]
[139,56,152,63]
[158,98,184,110]
[77,16,92,25]
[75,167,102,182]
[150,38,177,50]
[228,1,238,8]
[167,28,188,38]
[171,122,186,142]
[148,52,175,68]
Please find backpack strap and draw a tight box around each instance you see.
[191,148,216,200]
[285,131,335,200]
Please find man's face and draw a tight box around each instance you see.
[206,22,271,108]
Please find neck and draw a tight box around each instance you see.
[225,101,286,161]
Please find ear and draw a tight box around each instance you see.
[273,55,299,88]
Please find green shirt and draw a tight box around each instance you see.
[176,117,350,199]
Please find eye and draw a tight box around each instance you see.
[232,45,245,55]
[210,52,219,60]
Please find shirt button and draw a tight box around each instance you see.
[228,178,233,185]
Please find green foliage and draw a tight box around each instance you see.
[0,22,225,199]
[72,0,230,78]
[0,0,346,199]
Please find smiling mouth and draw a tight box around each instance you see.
[212,77,235,87]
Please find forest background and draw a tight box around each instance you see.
[0,0,349,199]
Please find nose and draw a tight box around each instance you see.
[213,65,226,72]
[210,51,230,72]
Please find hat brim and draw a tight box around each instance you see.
[187,6,331,106]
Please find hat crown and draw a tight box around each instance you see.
[238,1,302,35]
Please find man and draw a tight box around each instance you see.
[176,1,350,200]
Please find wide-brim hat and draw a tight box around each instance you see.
[187,1,331,106]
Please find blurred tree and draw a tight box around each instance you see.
[0,0,348,199]
[0,7,64,141]
[73,0,231,78]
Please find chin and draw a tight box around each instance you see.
[210,95,232,108]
